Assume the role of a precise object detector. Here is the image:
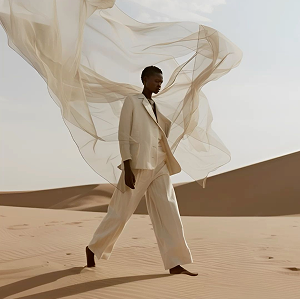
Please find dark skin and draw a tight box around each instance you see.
[124,72,163,189]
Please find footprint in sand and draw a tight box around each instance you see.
[132,237,140,239]
[7,224,29,230]
[279,267,300,276]
[44,221,64,226]
[64,222,83,225]
[254,255,274,261]
[286,267,300,271]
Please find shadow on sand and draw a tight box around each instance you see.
[0,266,170,299]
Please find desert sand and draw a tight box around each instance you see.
[1,151,300,298]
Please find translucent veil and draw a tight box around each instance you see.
[0,0,242,192]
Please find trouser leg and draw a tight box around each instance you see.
[145,163,193,270]
[88,168,150,260]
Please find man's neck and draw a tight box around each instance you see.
[142,89,152,100]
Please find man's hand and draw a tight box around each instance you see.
[124,159,135,189]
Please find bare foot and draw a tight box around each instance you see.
[86,246,95,267]
[169,265,198,276]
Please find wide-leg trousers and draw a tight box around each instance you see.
[88,142,193,270]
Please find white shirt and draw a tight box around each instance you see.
[147,98,164,144]
[148,98,155,108]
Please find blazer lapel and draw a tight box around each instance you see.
[139,95,157,124]
[156,106,172,138]
[138,93,172,138]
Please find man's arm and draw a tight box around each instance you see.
[118,96,136,189]
[118,96,133,163]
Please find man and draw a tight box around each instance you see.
[86,66,198,276]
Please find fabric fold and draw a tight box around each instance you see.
[0,0,242,191]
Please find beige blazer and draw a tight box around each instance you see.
[117,93,181,192]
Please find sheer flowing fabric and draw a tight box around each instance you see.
[0,0,242,191]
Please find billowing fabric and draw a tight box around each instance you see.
[0,0,243,191]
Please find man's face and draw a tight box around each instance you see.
[144,73,163,94]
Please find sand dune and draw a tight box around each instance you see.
[2,152,300,298]
[0,184,113,211]
[1,151,300,216]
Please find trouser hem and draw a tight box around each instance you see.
[88,244,111,260]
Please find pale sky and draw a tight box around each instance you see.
[1,0,300,191]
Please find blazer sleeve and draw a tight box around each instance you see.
[118,96,133,162]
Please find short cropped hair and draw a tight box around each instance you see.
[141,66,162,84]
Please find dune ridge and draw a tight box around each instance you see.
[1,151,300,216]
